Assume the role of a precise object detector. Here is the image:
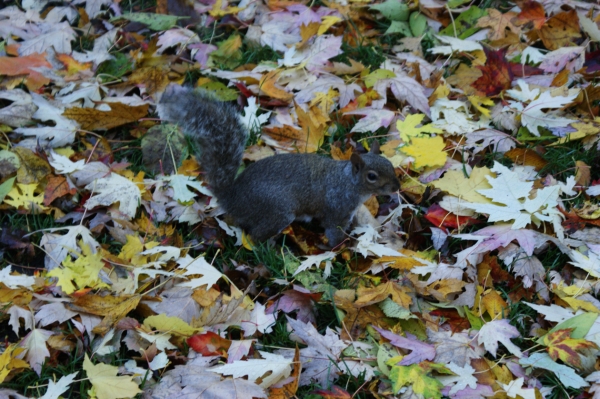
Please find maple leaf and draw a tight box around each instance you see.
[39,372,78,399]
[83,355,141,399]
[432,167,493,204]
[5,183,47,212]
[509,85,579,135]
[0,266,35,289]
[281,316,347,387]
[47,244,110,294]
[461,162,562,231]
[472,49,513,96]
[355,281,412,308]
[396,114,443,143]
[176,255,224,289]
[0,344,30,383]
[427,330,484,367]
[294,252,336,277]
[373,326,435,365]
[210,351,292,388]
[21,328,53,375]
[478,319,523,358]
[476,9,521,40]
[400,135,447,169]
[543,328,598,367]
[501,377,537,399]
[8,306,34,336]
[371,66,430,116]
[512,1,546,30]
[437,362,478,395]
[388,361,450,398]
[84,173,142,219]
[429,35,483,55]
[346,108,396,134]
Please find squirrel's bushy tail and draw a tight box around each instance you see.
[158,85,247,199]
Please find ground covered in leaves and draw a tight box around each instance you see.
[1,0,600,398]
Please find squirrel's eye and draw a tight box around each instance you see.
[367,172,378,182]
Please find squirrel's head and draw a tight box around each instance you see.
[351,142,400,195]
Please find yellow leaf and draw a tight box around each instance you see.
[318,16,342,35]
[551,121,600,145]
[5,183,47,212]
[0,344,30,383]
[143,314,200,337]
[355,281,412,308]
[83,355,141,399]
[47,244,109,294]
[396,114,443,143]
[209,0,244,17]
[431,167,493,204]
[400,136,447,169]
[468,95,494,117]
[365,69,396,88]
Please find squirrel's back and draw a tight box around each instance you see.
[157,85,247,199]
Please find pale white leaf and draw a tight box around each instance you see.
[579,12,600,42]
[521,353,588,389]
[241,303,276,336]
[176,255,223,289]
[84,173,141,219]
[40,225,100,270]
[209,351,292,388]
[241,96,271,131]
[48,151,86,174]
[521,90,579,135]
[149,352,170,370]
[22,328,53,375]
[40,372,78,399]
[437,362,478,395]
[478,319,522,358]
[294,251,337,277]
[8,306,33,336]
[501,377,536,399]
[429,35,483,55]
[0,266,35,289]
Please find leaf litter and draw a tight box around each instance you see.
[1,0,600,398]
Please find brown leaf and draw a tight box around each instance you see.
[68,294,142,335]
[539,10,581,51]
[575,161,591,188]
[63,103,149,131]
[269,346,301,399]
[14,147,51,184]
[44,175,76,206]
[126,66,172,94]
[299,22,320,47]
[446,64,482,96]
[476,9,521,40]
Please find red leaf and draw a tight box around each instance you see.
[424,204,481,231]
[187,331,231,356]
[472,49,513,96]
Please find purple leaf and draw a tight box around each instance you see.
[373,326,435,365]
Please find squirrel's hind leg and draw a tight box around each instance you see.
[242,212,295,243]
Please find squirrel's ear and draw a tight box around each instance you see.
[370,141,381,154]
[350,153,365,175]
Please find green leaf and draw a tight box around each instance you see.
[365,69,396,88]
[447,0,471,8]
[0,177,15,203]
[439,6,486,39]
[199,81,239,101]
[465,307,484,330]
[409,12,428,37]
[385,21,412,36]
[112,13,189,31]
[370,0,410,21]
[389,363,444,398]
[537,312,598,344]
[96,53,133,81]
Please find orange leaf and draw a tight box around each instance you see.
[0,53,51,90]
[43,175,76,206]
[259,70,294,102]
[512,1,546,30]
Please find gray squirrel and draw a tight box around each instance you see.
[157,85,400,246]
